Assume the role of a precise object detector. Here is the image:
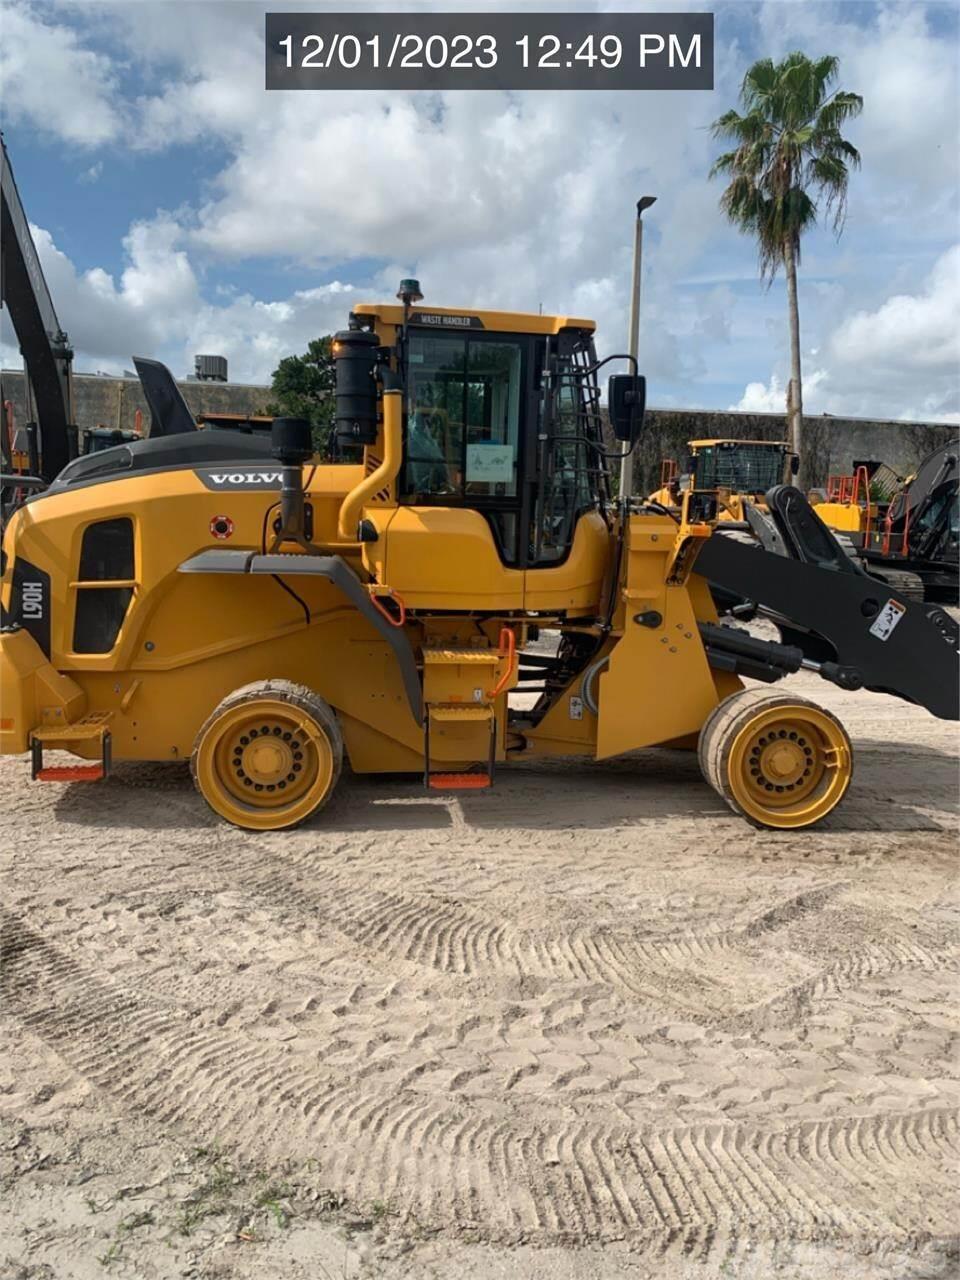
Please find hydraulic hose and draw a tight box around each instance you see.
[581,654,610,717]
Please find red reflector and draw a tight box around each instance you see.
[428,773,491,790]
[37,765,105,782]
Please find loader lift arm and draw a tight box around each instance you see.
[695,486,959,721]
[1,137,75,481]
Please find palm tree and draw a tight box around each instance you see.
[711,53,862,481]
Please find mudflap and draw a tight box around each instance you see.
[695,533,959,720]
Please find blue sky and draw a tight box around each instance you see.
[1,0,957,420]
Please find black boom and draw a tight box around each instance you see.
[696,489,959,721]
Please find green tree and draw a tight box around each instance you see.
[711,53,862,480]
[268,337,335,454]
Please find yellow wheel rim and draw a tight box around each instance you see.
[726,704,851,829]
[195,699,335,830]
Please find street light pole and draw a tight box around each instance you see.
[619,195,657,503]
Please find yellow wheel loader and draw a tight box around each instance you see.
[650,438,796,521]
[2,285,957,832]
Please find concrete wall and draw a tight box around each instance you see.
[3,367,954,487]
[1,369,270,442]
[636,408,957,493]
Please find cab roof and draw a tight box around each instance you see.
[352,302,595,337]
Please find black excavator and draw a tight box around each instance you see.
[859,442,959,605]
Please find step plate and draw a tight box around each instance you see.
[32,712,112,744]
[422,649,498,665]
[428,704,494,723]
[428,773,492,791]
[36,764,105,783]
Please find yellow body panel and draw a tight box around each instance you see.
[812,501,870,534]
[373,505,525,610]
[596,517,737,758]
[0,628,87,753]
[368,505,609,613]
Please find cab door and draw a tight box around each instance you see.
[377,328,528,610]
[522,336,611,615]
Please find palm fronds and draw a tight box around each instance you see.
[710,52,862,279]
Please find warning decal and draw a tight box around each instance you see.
[869,598,906,642]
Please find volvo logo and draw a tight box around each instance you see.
[195,469,283,491]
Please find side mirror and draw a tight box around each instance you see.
[608,374,646,444]
[790,453,800,476]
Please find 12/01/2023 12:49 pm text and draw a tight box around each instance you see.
[265,12,714,91]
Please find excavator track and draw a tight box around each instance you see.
[863,564,925,603]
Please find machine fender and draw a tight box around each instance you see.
[178,549,423,724]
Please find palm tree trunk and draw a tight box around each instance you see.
[783,235,803,486]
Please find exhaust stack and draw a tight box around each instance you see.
[270,416,313,550]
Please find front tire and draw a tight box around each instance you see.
[192,680,342,830]
[698,688,852,830]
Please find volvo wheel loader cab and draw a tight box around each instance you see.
[1,287,957,833]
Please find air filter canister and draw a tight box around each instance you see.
[334,328,379,447]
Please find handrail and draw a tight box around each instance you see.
[487,627,517,699]
[367,585,406,628]
[854,464,872,538]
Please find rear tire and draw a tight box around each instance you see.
[192,680,342,831]
[698,688,852,830]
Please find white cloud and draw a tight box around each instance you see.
[731,248,960,422]
[731,368,828,415]
[22,217,199,357]
[731,373,787,414]
[0,1,121,145]
[823,245,960,420]
[180,281,357,384]
[830,245,960,374]
[0,216,355,383]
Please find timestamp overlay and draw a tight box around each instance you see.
[265,13,713,91]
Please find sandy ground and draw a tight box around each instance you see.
[1,667,958,1280]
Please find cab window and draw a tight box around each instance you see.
[402,333,522,502]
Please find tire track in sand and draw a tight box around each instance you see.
[299,877,846,994]
[722,940,959,1033]
[3,913,956,1251]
